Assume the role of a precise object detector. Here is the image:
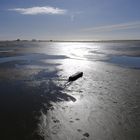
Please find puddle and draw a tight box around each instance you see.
[108,56,140,69]
[0,53,69,64]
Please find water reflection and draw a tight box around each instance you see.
[0,41,140,140]
[108,55,140,69]
[0,42,81,139]
[0,68,76,140]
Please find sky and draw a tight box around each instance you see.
[0,0,140,40]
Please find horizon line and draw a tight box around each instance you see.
[0,39,140,42]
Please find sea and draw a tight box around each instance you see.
[0,41,140,140]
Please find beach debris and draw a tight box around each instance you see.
[53,119,60,123]
[68,72,83,82]
[75,118,80,121]
[69,120,74,123]
[77,129,82,132]
[64,72,83,87]
[83,132,90,137]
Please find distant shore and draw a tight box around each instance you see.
[0,39,140,43]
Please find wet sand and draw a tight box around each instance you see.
[0,41,140,140]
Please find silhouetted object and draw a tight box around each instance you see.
[32,39,37,42]
[16,39,20,41]
[68,72,83,82]
[64,72,83,87]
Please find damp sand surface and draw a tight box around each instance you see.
[0,41,140,140]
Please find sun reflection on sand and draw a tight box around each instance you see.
[1,41,140,140]
[54,42,92,59]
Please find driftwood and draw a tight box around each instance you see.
[68,72,83,82]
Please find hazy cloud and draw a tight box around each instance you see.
[82,21,140,32]
[9,6,67,15]
[70,11,83,21]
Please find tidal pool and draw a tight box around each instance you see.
[108,56,140,69]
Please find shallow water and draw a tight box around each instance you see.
[0,41,140,140]
[108,56,140,68]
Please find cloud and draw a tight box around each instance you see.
[9,6,67,15]
[70,11,83,21]
[82,21,140,32]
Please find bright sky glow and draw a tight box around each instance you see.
[0,0,140,40]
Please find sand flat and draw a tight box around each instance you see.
[0,41,140,140]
